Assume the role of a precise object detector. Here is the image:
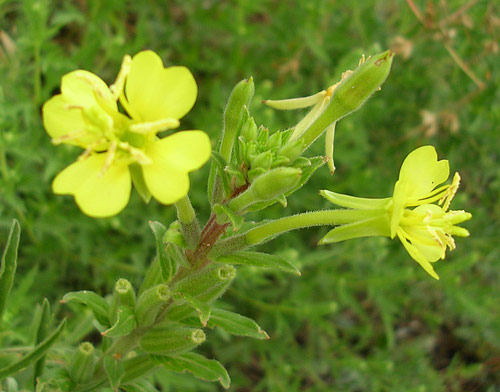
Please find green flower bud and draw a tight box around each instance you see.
[229,167,302,212]
[135,284,170,327]
[278,138,305,161]
[326,50,394,121]
[220,78,255,162]
[301,50,394,148]
[172,264,236,303]
[139,322,206,355]
[266,131,282,149]
[256,126,269,145]
[69,342,96,384]
[240,114,258,142]
[109,278,136,324]
[250,151,273,171]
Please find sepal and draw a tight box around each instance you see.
[69,342,96,384]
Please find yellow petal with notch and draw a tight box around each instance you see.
[125,50,197,122]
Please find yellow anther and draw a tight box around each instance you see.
[51,130,87,145]
[100,141,117,176]
[439,172,461,211]
[110,55,132,101]
[129,118,180,134]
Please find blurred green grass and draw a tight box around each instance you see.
[1,0,499,390]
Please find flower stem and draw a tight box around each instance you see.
[245,209,384,245]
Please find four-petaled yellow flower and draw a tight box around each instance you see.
[320,146,471,279]
[43,50,211,217]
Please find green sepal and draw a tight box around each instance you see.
[217,251,300,275]
[102,305,137,337]
[207,308,269,340]
[0,219,20,322]
[256,126,269,144]
[61,291,109,327]
[213,204,244,231]
[149,221,176,283]
[129,163,152,204]
[246,167,267,183]
[171,292,211,327]
[32,298,51,387]
[139,259,162,296]
[103,356,125,390]
[152,352,230,389]
[139,322,205,355]
[0,319,66,380]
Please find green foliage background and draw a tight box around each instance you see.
[1,0,499,390]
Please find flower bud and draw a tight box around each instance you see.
[228,167,302,212]
[109,278,136,324]
[172,264,236,303]
[301,50,394,148]
[326,50,394,121]
[240,114,258,142]
[135,284,170,327]
[69,342,96,384]
[139,322,206,355]
[250,151,273,171]
[220,78,255,161]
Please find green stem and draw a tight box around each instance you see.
[245,209,384,245]
[175,195,200,249]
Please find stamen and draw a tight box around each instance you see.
[51,130,87,145]
[110,55,132,101]
[405,184,449,206]
[118,142,152,165]
[129,118,180,134]
[100,141,117,177]
[439,172,461,211]
[77,138,108,161]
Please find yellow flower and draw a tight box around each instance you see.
[320,146,471,279]
[43,51,211,218]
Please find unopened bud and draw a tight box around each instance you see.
[139,322,206,355]
[69,342,96,384]
[240,114,258,142]
[135,284,170,327]
[301,50,394,148]
[172,264,236,303]
[220,77,255,161]
[229,167,302,212]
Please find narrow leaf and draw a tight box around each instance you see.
[102,306,136,338]
[33,299,51,386]
[61,291,109,327]
[152,352,230,389]
[171,292,211,327]
[217,251,300,275]
[122,380,159,392]
[103,356,125,390]
[207,308,269,340]
[213,204,244,231]
[0,219,20,322]
[0,319,66,380]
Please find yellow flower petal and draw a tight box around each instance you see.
[53,154,131,218]
[61,70,117,113]
[397,230,440,280]
[397,146,450,201]
[42,95,100,147]
[125,50,197,122]
[141,130,211,204]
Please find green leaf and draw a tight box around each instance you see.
[0,219,20,322]
[213,204,244,231]
[207,308,269,340]
[122,380,159,392]
[103,356,125,390]
[33,299,51,387]
[102,305,136,337]
[211,151,231,196]
[0,319,66,380]
[171,292,211,326]
[152,352,230,389]
[217,251,300,275]
[61,291,110,327]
